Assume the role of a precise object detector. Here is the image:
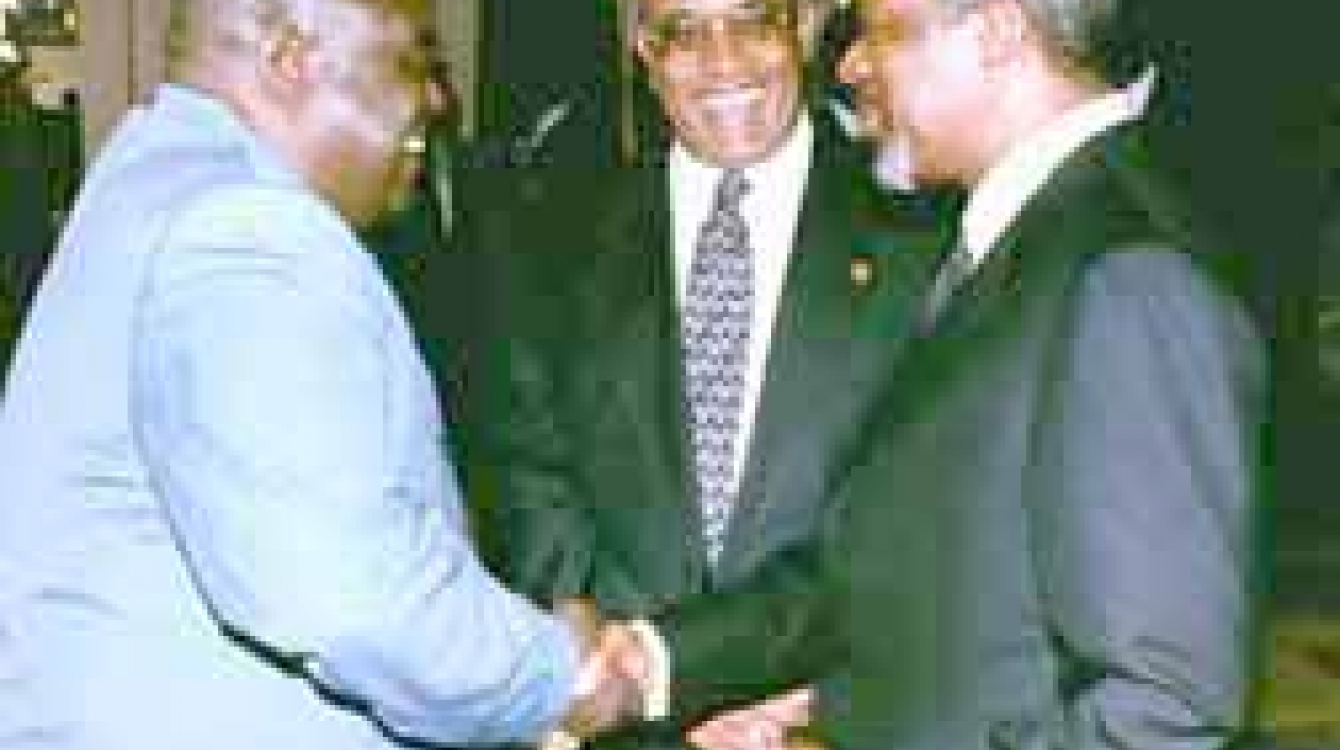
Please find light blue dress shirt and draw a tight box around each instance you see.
[0,84,579,749]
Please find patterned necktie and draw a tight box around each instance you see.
[682,168,753,566]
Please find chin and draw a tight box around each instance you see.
[345,199,389,229]
[711,130,791,166]
[871,138,917,193]
[714,145,773,167]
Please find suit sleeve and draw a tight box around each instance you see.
[473,320,671,615]
[135,187,580,747]
[1024,249,1265,750]
[465,321,602,603]
[439,174,628,608]
[653,511,848,724]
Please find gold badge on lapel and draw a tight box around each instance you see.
[849,253,876,291]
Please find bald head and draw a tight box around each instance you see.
[164,0,433,226]
[166,0,427,81]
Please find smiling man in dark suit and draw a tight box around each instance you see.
[586,0,1268,747]
[470,0,943,748]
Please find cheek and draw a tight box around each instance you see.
[658,71,699,112]
[359,103,410,152]
[763,60,800,111]
[882,60,951,131]
[347,78,420,148]
[655,77,714,141]
[315,94,380,152]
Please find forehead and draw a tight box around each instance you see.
[642,0,777,17]
[321,4,428,70]
[319,1,424,49]
[852,0,930,18]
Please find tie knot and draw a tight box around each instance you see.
[714,169,750,211]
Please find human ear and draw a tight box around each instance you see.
[265,23,319,92]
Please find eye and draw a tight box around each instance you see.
[645,1,793,53]
[647,12,706,49]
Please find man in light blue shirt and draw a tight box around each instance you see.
[0,0,639,747]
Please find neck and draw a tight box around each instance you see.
[184,63,323,192]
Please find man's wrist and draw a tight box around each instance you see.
[627,618,671,720]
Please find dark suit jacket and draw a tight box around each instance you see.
[465,120,945,744]
[658,123,1266,750]
[0,95,56,311]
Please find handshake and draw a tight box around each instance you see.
[553,599,661,741]
[550,600,816,750]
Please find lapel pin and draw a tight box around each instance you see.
[849,253,876,291]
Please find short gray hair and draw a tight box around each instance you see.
[941,0,1119,70]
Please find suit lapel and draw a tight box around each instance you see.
[591,166,709,574]
[718,156,938,574]
[918,229,1026,339]
[729,163,848,526]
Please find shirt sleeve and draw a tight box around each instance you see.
[628,618,673,720]
[131,185,579,746]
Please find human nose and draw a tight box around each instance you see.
[695,20,754,73]
[838,39,869,87]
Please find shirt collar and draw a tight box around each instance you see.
[154,83,308,190]
[959,68,1157,266]
[669,112,814,201]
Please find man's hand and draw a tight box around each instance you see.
[553,601,649,739]
[595,619,653,689]
[555,598,603,654]
[686,687,813,750]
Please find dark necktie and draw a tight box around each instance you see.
[682,168,752,565]
[920,239,975,329]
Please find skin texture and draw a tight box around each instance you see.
[634,0,815,167]
[298,2,433,225]
[839,0,991,186]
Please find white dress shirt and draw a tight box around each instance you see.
[959,70,1157,272]
[669,115,814,496]
[551,120,821,745]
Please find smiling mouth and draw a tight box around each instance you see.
[697,85,765,113]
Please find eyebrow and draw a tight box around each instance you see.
[400,50,430,76]
[375,43,428,81]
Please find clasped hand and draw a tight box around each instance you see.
[555,599,655,739]
[552,599,817,750]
